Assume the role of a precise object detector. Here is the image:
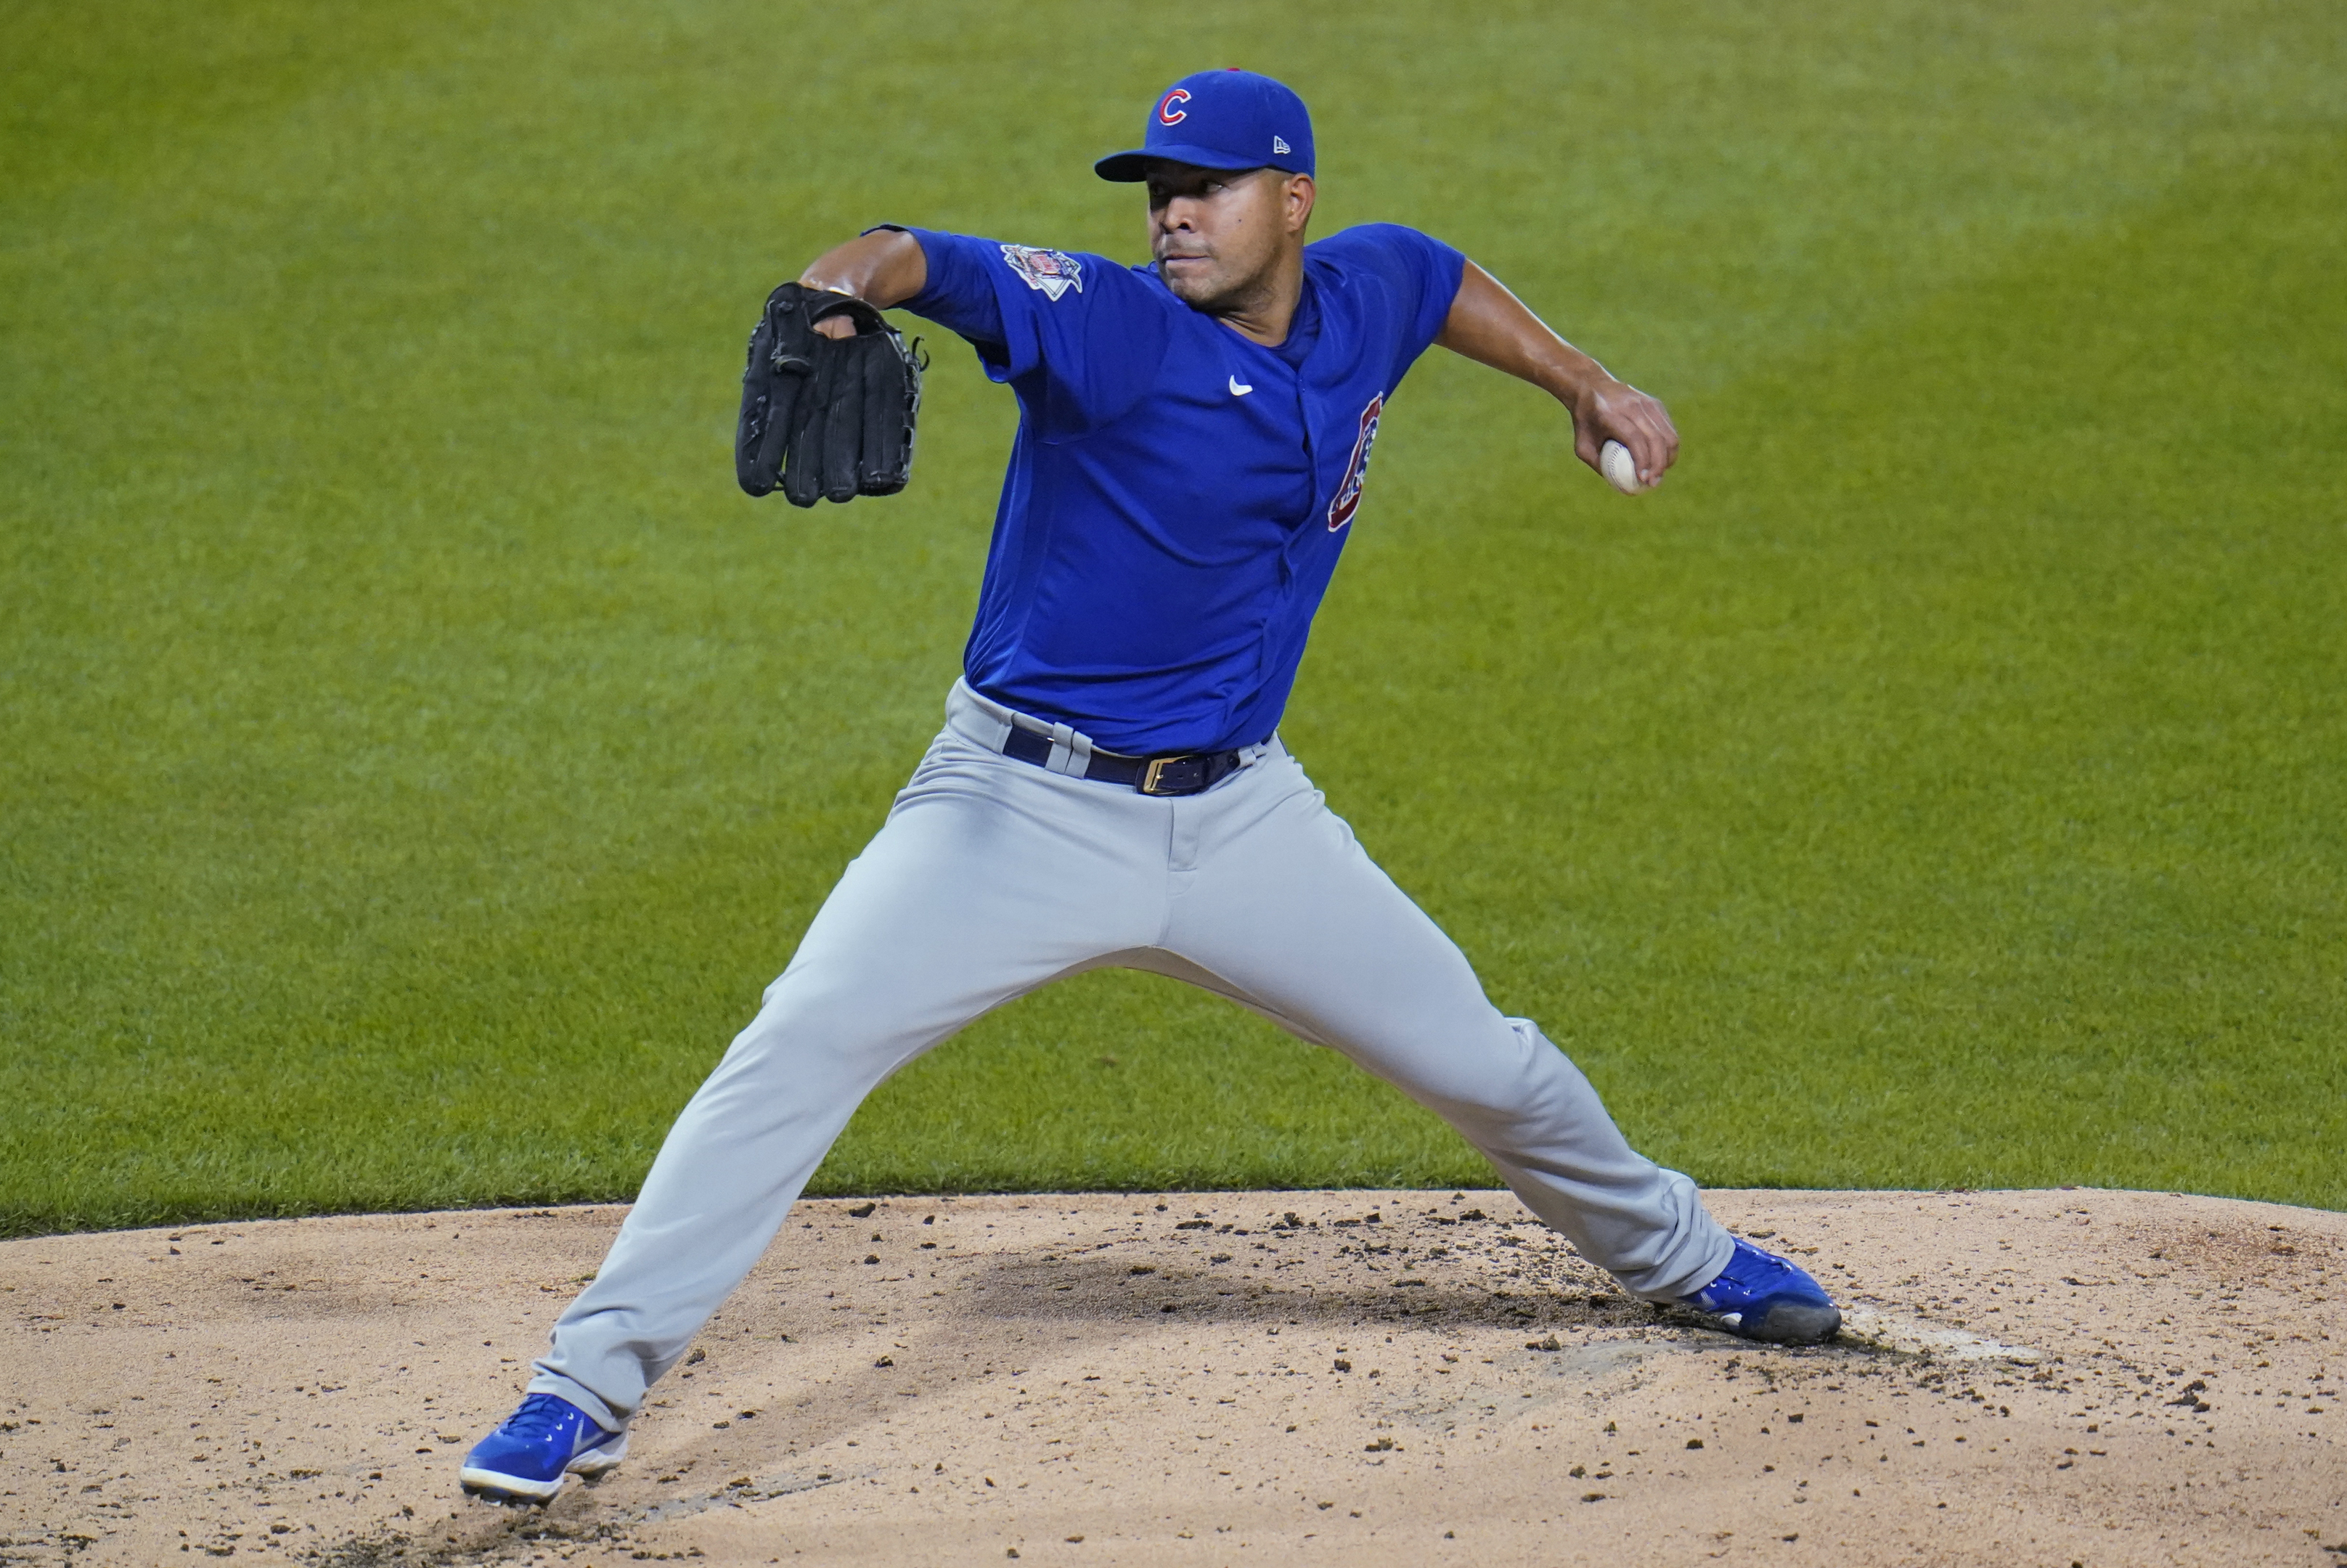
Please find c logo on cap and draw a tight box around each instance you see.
[1157,88,1191,126]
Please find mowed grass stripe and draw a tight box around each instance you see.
[1,0,2340,1233]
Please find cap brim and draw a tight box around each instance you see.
[1093,144,1268,182]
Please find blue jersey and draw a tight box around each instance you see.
[899,222,1465,756]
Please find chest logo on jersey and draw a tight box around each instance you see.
[1326,393,1386,531]
[998,244,1085,301]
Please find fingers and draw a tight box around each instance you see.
[1618,394,1670,489]
[812,314,858,341]
[1591,384,1678,489]
[1645,394,1681,482]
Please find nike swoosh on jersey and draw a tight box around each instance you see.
[1228,375,1254,396]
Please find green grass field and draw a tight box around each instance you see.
[4,0,2343,1237]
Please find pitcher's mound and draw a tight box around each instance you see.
[2,1188,2340,1566]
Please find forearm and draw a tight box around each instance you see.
[1435,261,1609,407]
[797,229,928,309]
[1435,258,1679,486]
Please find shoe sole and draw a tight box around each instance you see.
[460,1433,629,1504]
[460,1466,563,1503]
[1725,1301,1842,1346]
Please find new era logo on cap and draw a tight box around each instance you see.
[1096,69,1315,182]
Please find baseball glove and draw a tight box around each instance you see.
[735,282,926,507]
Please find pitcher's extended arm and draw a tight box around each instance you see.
[1437,261,1678,489]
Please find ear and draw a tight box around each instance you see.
[1283,173,1317,235]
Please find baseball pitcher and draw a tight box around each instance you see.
[461,69,1840,1503]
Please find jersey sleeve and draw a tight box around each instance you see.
[1313,223,1468,382]
[891,226,1172,436]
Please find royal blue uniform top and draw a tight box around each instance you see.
[898,223,1465,756]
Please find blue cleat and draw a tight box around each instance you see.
[459,1393,629,1503]
[1678,1236,1842,1344]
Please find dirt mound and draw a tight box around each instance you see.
[2,1188,2340,1565]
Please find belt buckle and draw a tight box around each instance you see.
[1138,754,1193,796]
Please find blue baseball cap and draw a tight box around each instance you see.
[1095,69,1315,182]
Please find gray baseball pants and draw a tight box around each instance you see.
[528,680,1733,1429]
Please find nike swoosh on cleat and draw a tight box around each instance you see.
[1228,375,1254,396]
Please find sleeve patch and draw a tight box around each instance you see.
[998,244,1085,301]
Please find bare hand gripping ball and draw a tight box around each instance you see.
[1600,439,1646,496]
[736,283,927,507]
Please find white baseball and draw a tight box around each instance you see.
[1600,439,1644,495]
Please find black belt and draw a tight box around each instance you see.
[1000,727,1245,796]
